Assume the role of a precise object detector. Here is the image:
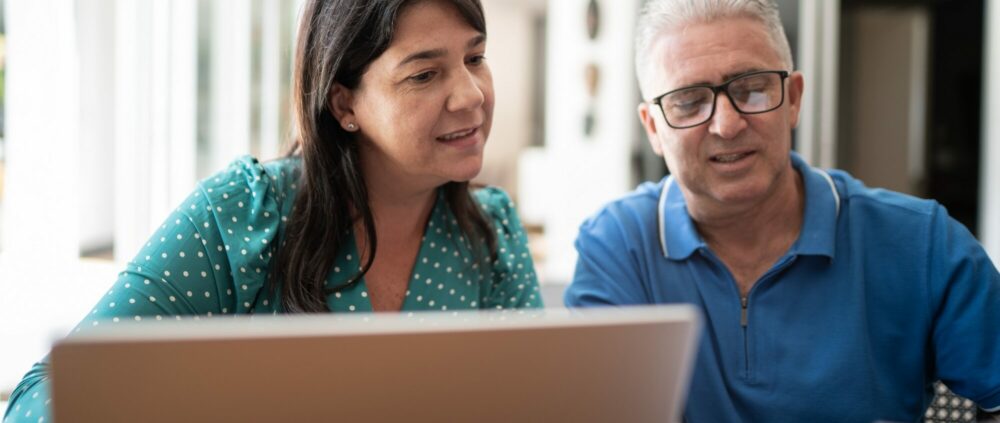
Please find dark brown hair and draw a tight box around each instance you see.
[272,0,496,313]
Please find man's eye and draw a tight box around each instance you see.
[667,91,710,116]
[735,83,767,93]
[467,55,486,65]
[670,101,702,116]
[732,75,771,92]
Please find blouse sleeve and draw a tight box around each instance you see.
[3,156,291,423]
[473,187,544,310]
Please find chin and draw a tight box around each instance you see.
[714,190,762,205]
[446,160,484,183]
[712,179,772,204]
[449,168,482,183]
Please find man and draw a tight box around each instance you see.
[563,0,1000,421]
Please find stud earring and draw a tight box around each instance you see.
[346,123,357,131]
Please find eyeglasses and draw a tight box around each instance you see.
[650,70,789,129]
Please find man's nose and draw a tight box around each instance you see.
[708,93,748,139]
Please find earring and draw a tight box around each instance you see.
[346,123,357,131]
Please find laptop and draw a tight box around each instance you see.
[50,305,701,423]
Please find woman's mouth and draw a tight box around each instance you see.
[437,127,478,141]
[436,127,482,149]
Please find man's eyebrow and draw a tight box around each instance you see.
[721,68,766,82]
[673,68,768,89]
[396,34,486,69]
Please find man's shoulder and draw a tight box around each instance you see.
[594,177,664,216]
[579,177,666,232]
[827,168,940,220]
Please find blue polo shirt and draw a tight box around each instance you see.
[565,152,1000,422]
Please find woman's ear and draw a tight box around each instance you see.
[329,83,359,132]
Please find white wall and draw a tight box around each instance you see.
[114,0,199,263]
[77,0,116,253]
[208,0,252,172]
[2,0,81,262]
[477,0,541,199]
[0,0,302,398]
[0,0,115,398]
[528,0,641,283]
[796,0,840,169]
[982,1,1000,263]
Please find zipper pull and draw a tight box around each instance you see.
[740,296,748,327]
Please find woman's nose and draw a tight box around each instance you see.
[446,69,486,112]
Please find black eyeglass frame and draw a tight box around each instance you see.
[650,70,790,129]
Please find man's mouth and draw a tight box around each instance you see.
[710,151,753,163]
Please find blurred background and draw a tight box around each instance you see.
[0,0,998,420]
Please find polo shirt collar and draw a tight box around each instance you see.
[657,152,840,261]
[657,175,704,260]
[789,152,840,259]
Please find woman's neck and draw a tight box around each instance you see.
[356,147,440,242]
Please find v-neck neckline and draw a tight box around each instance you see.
[324,189,484,312]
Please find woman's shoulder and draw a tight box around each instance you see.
[470,185,525,235]
[191,155,303,220]
[182,155,301,308]
[191,154,303,240]
[197,155,302,201]
[472,185,514,212]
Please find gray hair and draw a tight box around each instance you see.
[634,0,793,99]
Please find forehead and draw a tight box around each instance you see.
[648,17,784,92]
[384,0,479,58]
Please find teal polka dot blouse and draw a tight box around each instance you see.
[3,156,542,423]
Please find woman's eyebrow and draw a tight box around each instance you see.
[395,33,487,69]
[467,34,486,49]
[397,48,448,69]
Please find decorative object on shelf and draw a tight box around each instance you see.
[585,63,600,98]
[584,105,596,137]
[583,0,601,140]
[586,0,600,40]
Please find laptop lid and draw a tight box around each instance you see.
[51,305,701,423]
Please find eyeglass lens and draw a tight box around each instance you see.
[661,72,784,128]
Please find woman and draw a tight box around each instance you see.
[4,0,541,420]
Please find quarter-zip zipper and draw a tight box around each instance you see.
[702,249,798,382]
[741,296,749,374]
[738,255,798,381]
[740,296,748,327]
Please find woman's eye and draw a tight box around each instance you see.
[467,55,486,66]
[409,71,436,83]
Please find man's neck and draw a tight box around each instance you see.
[696,171,803,244]
[687,166,805,295]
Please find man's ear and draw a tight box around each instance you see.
[328,83,358,131]
[638,102,664,156]
[786,71,805,129]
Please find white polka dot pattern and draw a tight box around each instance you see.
[925,382,980,423]
[325,187,543,313]
[3,157,543,423]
